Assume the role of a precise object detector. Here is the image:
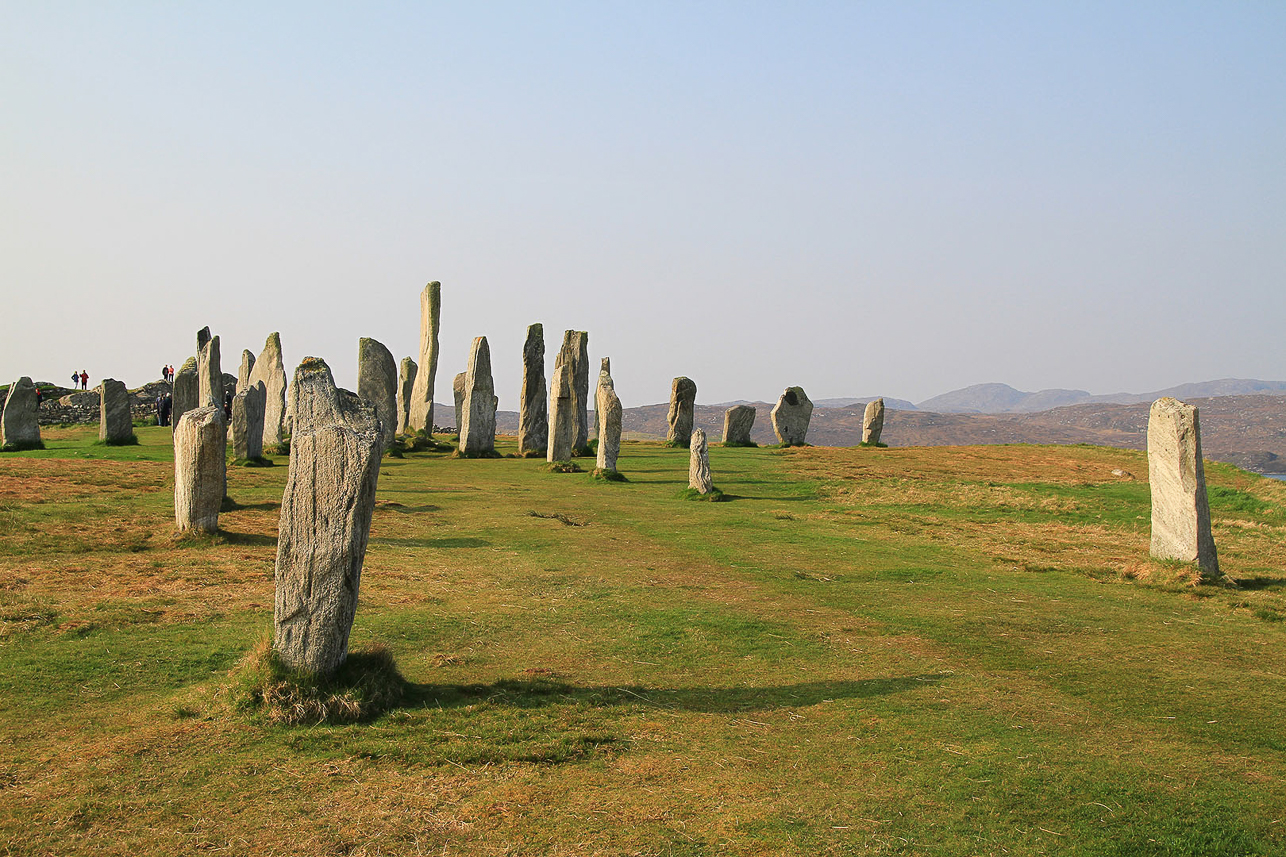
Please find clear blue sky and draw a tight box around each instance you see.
[3,2,1283,407]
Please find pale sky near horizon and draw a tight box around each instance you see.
[3,2,1284,409]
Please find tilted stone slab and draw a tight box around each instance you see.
[722,405,756,445]
[518,323,548,456]
[2,377,42,450]
[689,428,713,494]
[172,357,200,431]
[273,357,384,676]
[863,398,885,445]
[357,337,397,448]
[771,386,813,446]
[174,405,226,533]
[459,336,497,455]
[232,383,265,460]
[667,377,697,446]
[408,281,441,433]
[1148,397,1220,580]
[397,357,416,436]
[99,378,134,444]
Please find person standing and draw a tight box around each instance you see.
[71,370,79,389]
[80,370,89,390]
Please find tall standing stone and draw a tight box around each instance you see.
[862,398,885,445]
[547,362,575,463]
[1,377,42,450]
[771,386,813,446]
[518,323,548,457]
[689,428,713,494]
[237,350,256,394]
[248,333,288,448]
[99,378,134,444]
[173,405,226,533]
[273,357,383,676]
[408,281,441,433]
[172,357,200,431]
[666,377,698,446]
[357,337,397,448]
[553,331,590,453]
[197,327,222,408]
[396,357,417,436]
[722,405,756,446]
[1148,397,1220,580]
[458,337,497,455]
[453,372,466,432]
[232,383,265,461]
[595,362,622,473]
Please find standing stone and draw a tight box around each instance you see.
[407,281,441,433]
[232,383,265,461]
[197,328,222,408]
[453,372,466,432]
[273,357,383,676]
[666,377,698,446]
[595,362,622,473]
[553,331,590,453]
[248,333,288,448]
[722,405,756,446]
[237,350,256,394]
[173,405,226,533]
[1148,397,1220,580]
[396,357,417,436]
[771,386,813,446]
[459,337,497,455]
[547,362,575,463]
[518,324,548,456]
[1,377,42,450]
[172,357,200,431]
[99,378,134,444]
[862,398,886,445]
[356,337,397,448]
[688,428,713,494]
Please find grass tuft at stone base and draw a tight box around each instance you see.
[2,440,46,452]
[221,638,407,726]
[453,448,503,460]
[858,441,889,449]
[546,460,584,474]
[94,436,140,447]
[721,440,758,448]
[264,439,291,456]
[676,486,726,502]
[591,467,628,482]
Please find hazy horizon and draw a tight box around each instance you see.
[4,3,1283,409]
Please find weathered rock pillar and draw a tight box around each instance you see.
[862,398,885,445]
[1,377,42,450]
[174,405,226,533]
[408,281,441,433]
[1148,397,1220,580]
[452,372,466,433]
[197,327,222,408]
[237,350,256,394]
[518,323,548,457]
[396,357,417,436]
[596,360,622,473]
[172,357,200,430]
[722,405,756,446]
[547,363,575,463]
[459,337,497,455]
[273,357,384,676]
[99,378,134,445]
[666,377,697,446]
[357,337,397,448]
[689,428,713,494]
[247,333,288,448]
[771,386,813,446]
[232,383,266,461]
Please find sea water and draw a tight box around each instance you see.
[1264,474,1286,481]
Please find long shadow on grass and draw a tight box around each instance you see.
[403,674,947,713]
[1233,576,1286,591]
[369,536,491,549]
[221,530,278,547]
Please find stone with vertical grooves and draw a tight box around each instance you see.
[237,350,256,394]
[357,337,397,448]
[273,357,383,676]
[547,362,575,463]
[862,398,885,445]
[2,377,42,450]
[197,328,222,408]
[722,405,756,445]
[396,357,417,436]
[174,405,226,533]
[248,333,288,448]
[408,281,441,433]
[232,383,266,460]
[666,377,697,446]
[595,361,622,472]
[518,324,548,456]
[99,378,134,444]
[172,357,200,431]
[459,337,497,455]
[771,386,813,446]
[689,428,713,494]
[453,372,466,432]
[1148,397,1220,580]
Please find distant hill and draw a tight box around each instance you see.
[914,379,1286,414]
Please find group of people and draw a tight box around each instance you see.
[69,369,89,390]
[161,364,175,383]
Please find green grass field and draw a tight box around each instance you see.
[2,425,1285,855]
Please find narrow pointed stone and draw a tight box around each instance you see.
[396,357,417,436]
[518,323,548,456]
[247,333,288,448]
[459,337,497,455]
[1148,397,1220,580]
[595,362,622,472]
[453,372,466,432]
[237,350,256,394]
[408,281,441,432]
[357,337,397,448]
[172,357,200,431]
[197,329,222,408]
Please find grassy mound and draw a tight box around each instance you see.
[591,467,627,482]
[223,638,407,726]
[858,440,889,448]
[676,486,726,501]
[546,460,583,473]
[721,440,758,448]
[233,456,274,467]
[452,448,503,460]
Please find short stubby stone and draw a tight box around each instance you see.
[174,405,226,533]
[357,337,397,448]
[397,357,417,436]
[99,378,134,444]
[408,281,442,433]
[172,357,200,430]
[248,333,288,448]
[197,328,222,408]
[771,386,813,446]
[862,398,885,445]
[237,350,256,394]
[596,364,622,472]
[723,405,756,445]
[459,336,497,455]
[1148,397,1220,580]
[453,372,466,433]
[689,428,713,494]
[518,323,548,456]
[273,357,384,677]
[547,362,576,463]
[233,383,266,460]
[667,377,697,446]
[2,377,42,450]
